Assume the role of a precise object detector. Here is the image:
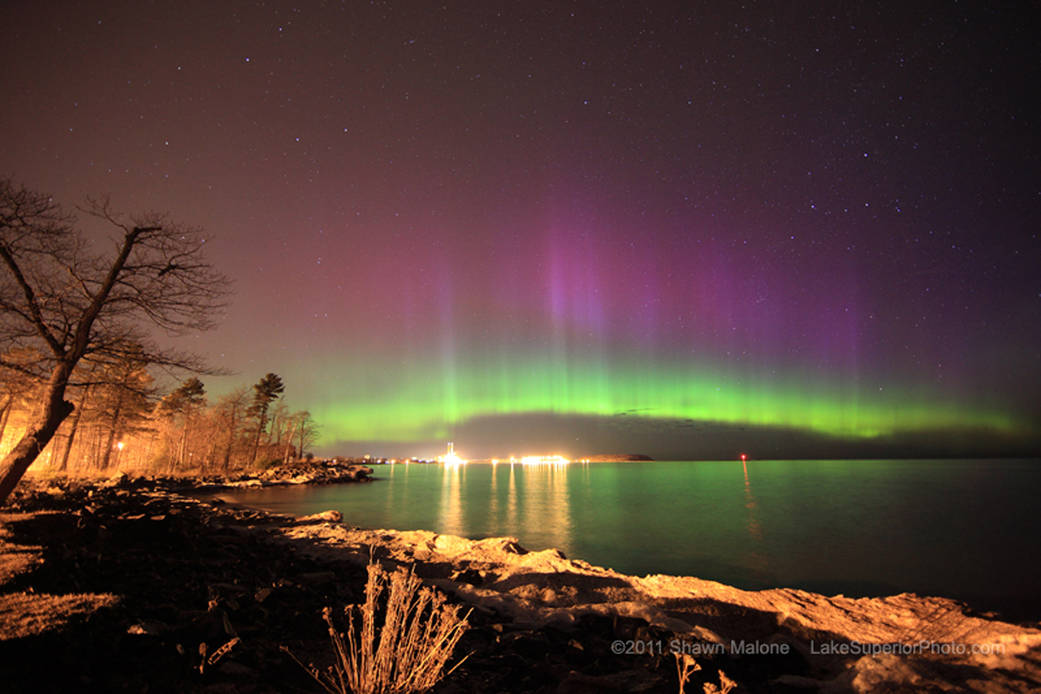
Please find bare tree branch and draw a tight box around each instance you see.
[0,177,232,503]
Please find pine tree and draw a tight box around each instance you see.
[248,373,285,466]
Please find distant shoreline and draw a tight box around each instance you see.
[357,455,1040,465]
[454,454,655,464]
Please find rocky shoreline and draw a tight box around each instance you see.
[169,459,375,491]
[1,475,1039,692]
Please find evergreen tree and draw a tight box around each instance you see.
[248,373,284,465]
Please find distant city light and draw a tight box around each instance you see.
[438,441,466,465]
[519,454,570,465]
[425,445,579,466]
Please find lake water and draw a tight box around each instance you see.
[215,459,1041,620]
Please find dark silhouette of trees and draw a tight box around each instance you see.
[0,178,229,504]
[249,373,285,465]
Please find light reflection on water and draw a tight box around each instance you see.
[438,462,577,555]
[742,459,767,575]
[213,459,1041,617]
[438,462,463,537]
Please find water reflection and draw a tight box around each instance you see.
[506,463,518,530]
[208,460,1041,614]
[439,463,465,536]
[386,462,404,517]
[487,463,500,536]
[742,459,768,574]
[743,459,761,540]
[515,462,573,554]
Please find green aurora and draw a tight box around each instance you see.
[306,352,1020,444]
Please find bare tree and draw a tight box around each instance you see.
[54,376,92,473]
[0,178,229,503]
[214,386,251,471]
[156,377,207,471]
[91,349,155,472]
[289,410,320,460]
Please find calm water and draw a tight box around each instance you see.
[216,459,1041,619]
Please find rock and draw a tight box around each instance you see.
[126,620,168,635]
[9,472,1039,694]
[296,571,336,586]
[215,660,256,677]
[101,472,129,488]
[226,479,263,488]
[557,669,664,693]
[298,510,343,523]
[450,568,485,586]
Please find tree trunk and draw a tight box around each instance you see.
[98,386,125,471]
[143,428,157,472]
[57,383,92,472]
[176,421,188,469]
[89,426,103,471]
[205,436,217,472]
[250,408,268,467]
[0,365,75,505]
[0,396,12,448]
[58,368,95,473]
[222,403,239,471]
[99,405,122,471]
[282,421,298,464]
[57,400,85,473]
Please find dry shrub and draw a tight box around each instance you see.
[703,668,738,694]
[674,652,700,694]
[286,561,471,694]
[673,653,738,694]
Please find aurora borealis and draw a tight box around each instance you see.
[2,2,1039,458]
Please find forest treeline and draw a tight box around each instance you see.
[0,352,317,475]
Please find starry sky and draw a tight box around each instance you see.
[2,1,1039,459]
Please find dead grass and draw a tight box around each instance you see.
[286,561,470,694]
[0,590,120,640]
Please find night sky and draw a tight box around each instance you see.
[3,1,1039,459]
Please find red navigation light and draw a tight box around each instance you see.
[740,453,747,461]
